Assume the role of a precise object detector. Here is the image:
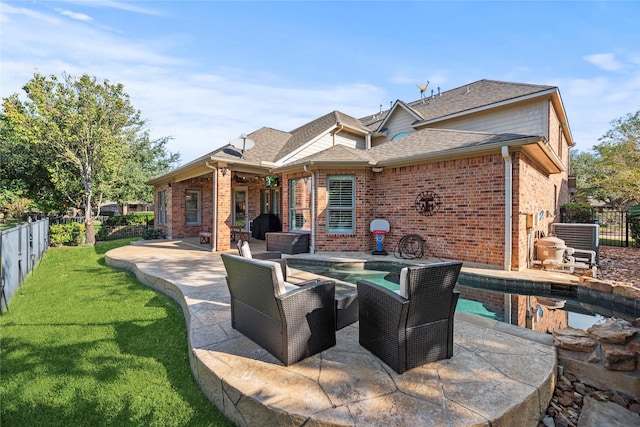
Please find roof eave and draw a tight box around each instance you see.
[376,136,563,174]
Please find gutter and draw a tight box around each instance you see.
[303,164,315,254]
[205,161,218,252]
[501,146,512,271]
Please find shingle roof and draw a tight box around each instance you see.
[360,79,556,129]
[274,111,367,161]
[210,127,292,163]
[367,128,536,163]
[285,143,377,167]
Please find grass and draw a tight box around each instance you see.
[0,238,233,427]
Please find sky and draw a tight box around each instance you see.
[1,1,639,165]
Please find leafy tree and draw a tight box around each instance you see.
[570,110,640,207]
[1,72,179,244]
[593,110,640,206]
[106,134,180,208]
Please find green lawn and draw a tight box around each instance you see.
[0,239,232,427]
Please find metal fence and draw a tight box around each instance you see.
[0,218,49,313]
[50,215,154,241]
[562,208,636,247]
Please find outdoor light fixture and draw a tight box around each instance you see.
[220,167,228,176]
[372,167,384,173]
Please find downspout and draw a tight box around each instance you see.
[332,123,344,145]
[501,146,512,271]
[303,164,315,254]
[205,161,217,252]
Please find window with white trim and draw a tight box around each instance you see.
[327,175,355,234]
[289,178,311,231]
[185,190,201,226]
[157,190,167,225]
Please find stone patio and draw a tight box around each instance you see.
[105,239,558,426]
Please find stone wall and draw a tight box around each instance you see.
[552,318,640,399]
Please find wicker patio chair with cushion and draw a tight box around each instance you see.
[221,253,336,366]
[237,240,290,277]
[357,261,463,374]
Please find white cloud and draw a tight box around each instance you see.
[57,9,93,22]
[584,53,623,71]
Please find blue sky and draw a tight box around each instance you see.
[2,1,639,164]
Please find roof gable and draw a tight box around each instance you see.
[375,100,423,133]
[274,110,368,163]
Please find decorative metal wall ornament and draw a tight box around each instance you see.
[414,191,442,216]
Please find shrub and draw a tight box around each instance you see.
[103,212,154,226]
[49,222,85,246]
[142,228,167,240]
[628,205,640,247]
[561,203,594,223]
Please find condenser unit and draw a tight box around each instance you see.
[551,223,599,265]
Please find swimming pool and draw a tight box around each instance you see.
[287,259,639,333]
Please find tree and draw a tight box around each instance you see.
[570,110,640,207]
[1,72,179,244]
[593,110,640,206]
[103,134,180,209]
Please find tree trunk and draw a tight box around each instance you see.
[84,193,96,246]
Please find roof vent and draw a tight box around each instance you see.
[465,85,470,94]
[438,86,441,96]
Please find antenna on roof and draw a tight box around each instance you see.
[417,81,429,99]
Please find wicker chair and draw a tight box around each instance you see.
[357,261,463,374]
[221,253,336,366]
[237,240,289,277]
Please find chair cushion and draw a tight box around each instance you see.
[398,267,409,298]
[271,258,287,296]
[240,241,252,258]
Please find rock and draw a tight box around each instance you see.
[565,372,578,382]
[558,395,574,407]
[601,344,637,371]
[578,396,640,427]
[542,414,555,427]
[590,391,608,402]
[628,340,640,355]
[574,382,587,395]
[611,392,630,407]
[587,319,637,344]
[584,278,613,293]
[629,403,640,414]
[612,284,640,299]
[587,349,601,363]
[632,317,640,328]
[553,335,598,352]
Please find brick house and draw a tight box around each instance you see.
[147,79,572,271]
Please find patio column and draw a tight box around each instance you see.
[216,168,232,251]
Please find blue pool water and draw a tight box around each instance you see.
[289,261,638,331]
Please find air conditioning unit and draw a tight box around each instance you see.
[551,223,599,265]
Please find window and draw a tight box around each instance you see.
[157,190,167,225]
[327,175,355,234]
[261,188,280,215]
[185,190,201,226]
[391,132,409,141]
[289,178,312,231]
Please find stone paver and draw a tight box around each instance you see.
[105,240,557,426]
